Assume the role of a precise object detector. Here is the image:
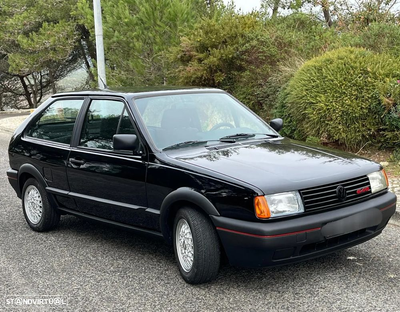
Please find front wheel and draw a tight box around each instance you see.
[173,207,220,284]
[22,178,60,232]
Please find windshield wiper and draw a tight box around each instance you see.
[163,140,208,151]
[219,133,280,143]
[219,133,256,142]
[256,133,280,138]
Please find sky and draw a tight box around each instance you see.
[223,0,261,13]
[224,0,400,14]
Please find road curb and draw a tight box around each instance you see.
[0,109,32,115]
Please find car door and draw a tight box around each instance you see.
[66,97,152,228]
[21,97,86,210]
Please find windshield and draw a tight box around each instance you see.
[134,92,278,150]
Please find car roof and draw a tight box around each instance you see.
[52,87,225,99]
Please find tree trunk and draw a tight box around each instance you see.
[28,74,38,108]
[321,0,333,27]
[272,0,280,18]
[77,24,97,62]
[49,70,57,94]
[19,76,34,108]
[37,73,43,104]
[79,40,95,82]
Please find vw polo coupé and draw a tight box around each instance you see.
[7,88,397,284]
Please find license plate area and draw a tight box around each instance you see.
[321,209,382,239]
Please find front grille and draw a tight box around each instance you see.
[299,175,371,212]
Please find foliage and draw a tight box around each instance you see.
[74,0,213,86]
[279,47,400,150]
[334,0,400,31]
[171,12,337,118]
[172,12,261,87]
[356,22,400,55]
[390,147,400,162]
[305,136,321,144]
[0,0,83,107]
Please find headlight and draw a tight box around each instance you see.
[255,191,304,219]
[367,170,388,194]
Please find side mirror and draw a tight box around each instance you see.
[270,118,283,132]
[113,134,137,151]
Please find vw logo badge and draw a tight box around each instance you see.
[336,185,347,201]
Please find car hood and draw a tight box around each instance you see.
[166,138,380,194]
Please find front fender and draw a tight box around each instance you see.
[159,187,220,243]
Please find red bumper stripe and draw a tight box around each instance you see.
[217,204,395,239]
[380,203,396,212]
[216,226,321,238]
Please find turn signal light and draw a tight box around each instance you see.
[382,169,389,188]
[254,196,271,219]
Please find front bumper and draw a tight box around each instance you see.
[211,192,397,268]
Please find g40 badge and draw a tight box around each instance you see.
[357,186,371,194]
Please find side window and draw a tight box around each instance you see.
[119,109,137,135]
[79,99,137,150]
[26,99,84,144]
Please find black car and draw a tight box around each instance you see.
[7,88,397,284]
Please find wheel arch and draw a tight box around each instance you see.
[18,164,48,196]
[159,187,220,244]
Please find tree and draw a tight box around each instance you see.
[261,0,307,17]
[74,0,212,86]
[0,0,87,108]
[334,0,400,30]
[171,12,261,88]
[261,0,335,26]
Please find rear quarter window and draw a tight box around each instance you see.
[25,99,84,144]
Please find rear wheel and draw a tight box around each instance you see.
[173,207,220,284]
[22,178,60,232]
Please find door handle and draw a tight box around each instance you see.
[69,158,85,166]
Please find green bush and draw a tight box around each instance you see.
[171,13,261,88]
[280,47,400,150]
[170,12,339,118]
[264,13,339,59]
[357,23,400,56]
[390,148,400,162]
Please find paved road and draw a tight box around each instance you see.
[0,130,399,312]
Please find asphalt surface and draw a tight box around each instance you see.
[1,131,400,312]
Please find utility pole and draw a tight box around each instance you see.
[93,0,107,89]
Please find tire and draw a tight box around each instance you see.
[22,178,60,232]
[173,207,220,284]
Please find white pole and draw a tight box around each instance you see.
[93,0,107,89]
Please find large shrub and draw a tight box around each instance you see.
[171,13,261,88]
[170,12,338,118]
[279,47,400,150]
